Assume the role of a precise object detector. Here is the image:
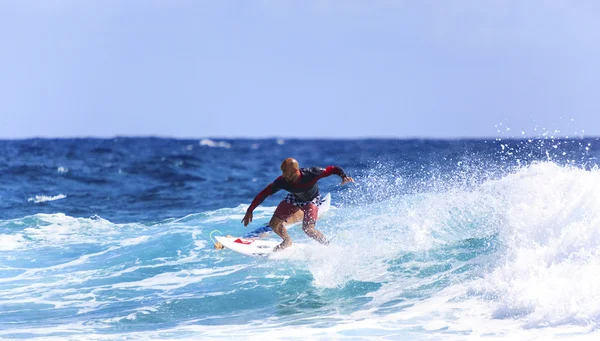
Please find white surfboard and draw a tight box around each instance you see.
[214,235,318,260]
[317,192,331,216]
[214,193,332,258]
[213,236,293,257]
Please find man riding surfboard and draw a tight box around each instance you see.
[241,158,353,251]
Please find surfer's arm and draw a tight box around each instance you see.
[321,166,347,178]
[242,181,281,226]
[246,179,283,213]
[247,183,275,213]
[318,166,354,184]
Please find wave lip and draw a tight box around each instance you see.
[470,163,600,329]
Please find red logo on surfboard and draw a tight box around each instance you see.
[234,238,254,244]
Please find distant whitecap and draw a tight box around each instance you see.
[199,139,231,149]
[28,194,67,203]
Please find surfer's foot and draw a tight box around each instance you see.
[214,235,233,250]
[315,235,329,246]
[273,240,292,252]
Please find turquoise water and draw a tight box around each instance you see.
[1,138,599,340]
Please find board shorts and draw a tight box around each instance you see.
[274,193,322,225]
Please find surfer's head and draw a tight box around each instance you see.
[281,158,300,182]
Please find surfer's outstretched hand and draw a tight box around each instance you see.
[341,176,354,185]
[241,211,253,226]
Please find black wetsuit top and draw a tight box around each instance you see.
[248,166,347,212]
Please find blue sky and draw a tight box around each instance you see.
[1,0,599,139]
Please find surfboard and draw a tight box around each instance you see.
[214,193,332,258]
[213,236,294,257]
[213,235,318,260]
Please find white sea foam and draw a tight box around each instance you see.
[193,239,207,249]
[0,233,27,251]
[0,214,125,251]
[468,162,600,329]
[292,162,600,336]
[20,213,118,246]
[120,236,149,247]
[108,265,246,291]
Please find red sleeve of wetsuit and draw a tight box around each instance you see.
[247,178,282,212]
[319,166,347,179]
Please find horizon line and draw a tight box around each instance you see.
[0,134,597,141]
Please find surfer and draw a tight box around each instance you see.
[241,158,353,251]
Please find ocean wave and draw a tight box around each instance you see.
[469,162,600,328]
[2,157,600,339]
[293,162,600,332]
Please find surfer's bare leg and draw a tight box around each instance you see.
[269,216,292,251]
[302,222,328,245]
[301,204,328,245]
[286,210,305,225]
[271,200,303,251]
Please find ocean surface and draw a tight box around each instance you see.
[1,137,599,340]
